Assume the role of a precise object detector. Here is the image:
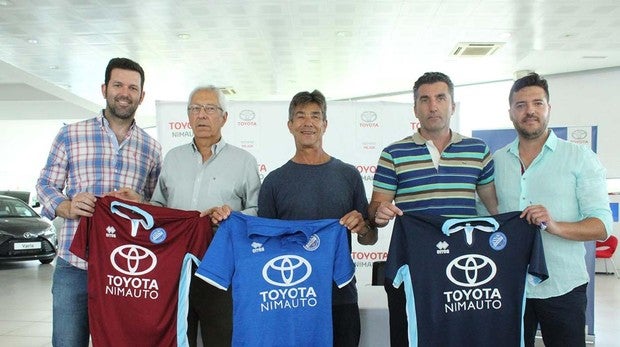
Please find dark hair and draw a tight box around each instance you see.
[509,73,549,105]
[104,57,145,90]
[288,90,327,121]
[413,72,455,105]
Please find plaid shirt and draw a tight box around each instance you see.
[36,113,162,269]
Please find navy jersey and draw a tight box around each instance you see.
[70,196,213,347]
[195,212,355,347]
[386,211,548,347]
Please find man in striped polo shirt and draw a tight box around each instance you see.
[368,71,499,346]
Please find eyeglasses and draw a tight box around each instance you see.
[187,104,223,115]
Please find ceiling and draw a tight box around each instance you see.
[1,0,619,126]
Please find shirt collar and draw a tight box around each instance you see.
[412,130,463,145]
[191,137,227,155]
[97,110,136,130]
[507,129,558,155]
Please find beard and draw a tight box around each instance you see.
[106,95,139,120]
[513,116,548,140]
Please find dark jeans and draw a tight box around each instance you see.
[187,275,233,347]
[524,283,588,347]
[333,303,361,347]
[384,282,408,347]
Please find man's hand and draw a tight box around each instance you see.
[373,201,403,228]
[340,210,378,245]
[57,192,97,219]
[340,210,366,234]
[201,205,233,225]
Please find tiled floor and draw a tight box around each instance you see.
[0,261,54,347]
[0,259,618,346]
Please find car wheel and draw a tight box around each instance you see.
[40,257,55,264]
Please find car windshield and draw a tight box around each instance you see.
[0,198,38,218]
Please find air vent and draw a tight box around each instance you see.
[451,42,504,57]
[219,87,237,95]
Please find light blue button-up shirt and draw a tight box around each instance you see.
[494,130,612,299]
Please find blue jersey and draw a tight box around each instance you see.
[195,212,355,347]
[386,212,548,347]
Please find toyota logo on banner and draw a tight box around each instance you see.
[110,244,157,276]
[446,254,496,287]
[571,129,588,140]
[239,110,256,121]
[360,111,378,123]
[262,255,312,287]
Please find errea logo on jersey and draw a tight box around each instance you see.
[251,242,265,253]
[106,226,117,238]
[436,241,449,254]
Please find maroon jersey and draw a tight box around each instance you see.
[70,196,212,347]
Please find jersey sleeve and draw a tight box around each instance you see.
[385,215,408,284]
[187,216,213,259]
[527,228,549,285]
[69,216,90,261]
[194,219,235,290]
[333,225,355,288]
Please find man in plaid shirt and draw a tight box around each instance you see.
[36,57,162,347]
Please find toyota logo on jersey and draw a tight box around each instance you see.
[443,254,502,313]
[446,254,497,287]
[262,255,311,287]
[110,244,157,276]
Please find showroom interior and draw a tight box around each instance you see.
[1,1,619,346]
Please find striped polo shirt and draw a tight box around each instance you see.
[373,131,494,217]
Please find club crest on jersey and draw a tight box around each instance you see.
[489,232,507,251]
[149,228,167,244]
[303,234,320,251]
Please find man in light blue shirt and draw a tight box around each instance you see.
[493,73,612,347]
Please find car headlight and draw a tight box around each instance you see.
[35,226,57,245]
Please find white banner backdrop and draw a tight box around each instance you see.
[156,100,419,285]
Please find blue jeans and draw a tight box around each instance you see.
[52,257,89,347]
[524,283,588,347]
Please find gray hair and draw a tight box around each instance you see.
[187,85,228,113]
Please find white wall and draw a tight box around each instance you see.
[0,119,75,194]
